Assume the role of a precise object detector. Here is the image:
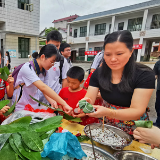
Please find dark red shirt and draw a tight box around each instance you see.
[59,87,87,113]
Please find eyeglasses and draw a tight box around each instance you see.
[65,49,71,52]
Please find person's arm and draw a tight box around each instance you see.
[6,74,14,98]
[33,80,73,115]
[87,88,153,120]
[133,126,160,146]
[62,78,68,88]
[84,86,99,104]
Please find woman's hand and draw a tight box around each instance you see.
[86,105,108,118]
[76,97,92,108]
[133,126,160,146]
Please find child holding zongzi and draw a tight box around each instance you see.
[59,66,99,125]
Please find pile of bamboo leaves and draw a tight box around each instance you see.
[0,116,63,160]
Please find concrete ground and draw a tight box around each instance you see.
[72,62,157,122]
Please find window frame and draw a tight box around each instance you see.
[18,0,30,10]
[118,22,124,31]
[74,29,77,38]
[95,23,106,35]
[78,48,85,56]
[18,37,30,58]
[80,26,87,37]
[151,14,160,29]
[127,17,143,32]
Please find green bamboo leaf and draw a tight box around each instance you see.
[29,95,63,112]
[0,116,32,134]
[30,95,82,122]
[19,131,44,152]
[35,124,61,133]
[3,66,10,75]
[0,68,8,81]
[3,101,16,116]
[63,113,82,122]
[9,135,26,160]
[0,142,17,160]
[0,99,10,110]
[12,133,41,160]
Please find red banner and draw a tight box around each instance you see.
[133,44,143,49]
[85,51,97,55]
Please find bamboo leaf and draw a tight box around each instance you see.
[0,100,10,110]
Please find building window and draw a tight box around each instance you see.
[109,24,112,33]
[74,29,77,38]
[18,37,30,58]
[79,48,85,56]
[95,23,106,35]
[94,47,103,53]
[151,14,160,29]
[127,17,143,32]
[0,0,2,7]
[80,26,87,37]
[18,0,29,10]
[118,22,124,30]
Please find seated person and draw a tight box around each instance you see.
[59,66,99,125]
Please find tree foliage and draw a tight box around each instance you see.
[45,27,58,36]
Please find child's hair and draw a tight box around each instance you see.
[6,51,11,63]
[46,30,62,43]
[67,66,84,82]
[32,52,38,59]
[59,42,71,53]
[34,44,61,61]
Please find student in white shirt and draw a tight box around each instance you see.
[46,31,69,94]
[12,44,72,115]
[59,42,72,68]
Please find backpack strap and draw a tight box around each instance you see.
[59,56,64,84]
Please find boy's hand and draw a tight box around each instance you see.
[74,113,86,118]
[0,106,10,113]
[7,74,14,85]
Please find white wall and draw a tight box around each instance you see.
[0,0,40,35]
[5,34,39,68]
[54,21,67,29]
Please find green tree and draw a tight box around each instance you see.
[45,27,58,36]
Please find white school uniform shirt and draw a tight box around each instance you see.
[38,58,70,104]
[12,62,49,111]
[48,58,70,94]
[65,57,72,69]
[90,50,104,69]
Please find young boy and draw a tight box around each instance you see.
[59,66,99,125]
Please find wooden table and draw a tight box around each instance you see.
[61,119,160,160]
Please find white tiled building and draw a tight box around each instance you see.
[0,0,40,68]
[67,0,160,62]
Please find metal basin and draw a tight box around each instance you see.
[84,123,132,150]
[113,151,158,160]
[81,143,117,160]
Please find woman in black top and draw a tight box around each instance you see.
[79,30,155,135]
